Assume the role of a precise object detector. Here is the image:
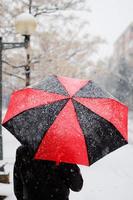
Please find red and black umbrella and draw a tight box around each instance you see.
[2,75,128,166]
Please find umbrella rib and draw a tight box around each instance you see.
[34,98,69,156]
[54,75,70,96]
[73,97,128,140]
[72,81,90,97]
[73,99,127,140]
[72,99,128,165]
[71,99,90,166]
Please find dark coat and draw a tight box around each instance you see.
[14,145,83,200]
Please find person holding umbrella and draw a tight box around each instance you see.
[14,145,83,200]
[2,75,128,199]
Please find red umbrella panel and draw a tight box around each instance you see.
[2,75,128,166]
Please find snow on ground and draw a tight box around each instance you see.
[0,111,133,200]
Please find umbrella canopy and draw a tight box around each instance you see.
[2,75,128,166]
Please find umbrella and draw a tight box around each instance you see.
[2,75,128,166]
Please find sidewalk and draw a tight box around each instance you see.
[0,126,20,200]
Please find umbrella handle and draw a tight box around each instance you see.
[56,161,60,166]
[56,154,62,165]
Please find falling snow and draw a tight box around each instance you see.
[1,76,132,199]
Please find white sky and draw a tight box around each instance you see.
[87,0,133,58]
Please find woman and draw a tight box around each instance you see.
[14,145,83,200]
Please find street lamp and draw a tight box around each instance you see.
[15,13,37,86]
[0,13,37,160]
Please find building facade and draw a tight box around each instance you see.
[113,22,133,67]
[107,23,133,109]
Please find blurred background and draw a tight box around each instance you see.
[1,0,133,110]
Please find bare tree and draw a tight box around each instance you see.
[1,0,104,106]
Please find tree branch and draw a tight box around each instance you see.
[34,8,59,16]
[2,59,39,68]
[29,0,32,13]
[2,60,26,68]
[2,70,25,81]
[33,0,90,17]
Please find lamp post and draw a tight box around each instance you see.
[0,13,37,160]
[15,13,37,86]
